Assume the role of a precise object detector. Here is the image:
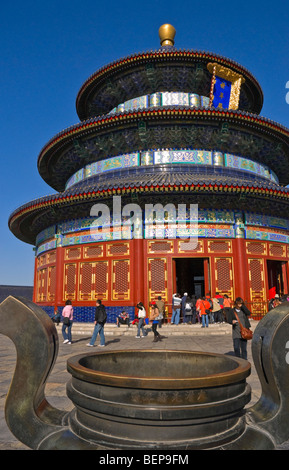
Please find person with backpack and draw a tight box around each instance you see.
[184,296,193,324]
[87,299,107,347]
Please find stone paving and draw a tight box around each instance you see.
[0,320,286,450]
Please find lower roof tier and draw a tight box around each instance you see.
[37,108,289,190]
[9,164,289,245]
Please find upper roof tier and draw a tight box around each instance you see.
[76,25,263,120]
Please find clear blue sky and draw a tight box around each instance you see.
[1,0,288,286]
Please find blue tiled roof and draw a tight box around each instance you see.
[0,286,33,303]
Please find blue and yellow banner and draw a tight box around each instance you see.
[207,63,245,110]
[212,76,231,110]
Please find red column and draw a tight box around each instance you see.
[55,245,64,309]
[131,239,144,305]
[32,255,38,303]
[204,258,210,295]
[233,238,249,301]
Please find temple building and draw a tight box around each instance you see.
[9,25,289,321]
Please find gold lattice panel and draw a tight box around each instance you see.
[269,243,286,258]
[47,250,57,264]
[214,257,234,298]
[83,245,103,258]
[36,268,48,302]
[79,262,94,301]
[78,261,109,301]
[148,241,173,253]
[208,240,232,253]
[94,261,109,300]
[112,259,130,300]
[107,242,129,256]
[178,240,204,253]
[38,254,47,267]
[64,263,77,301]
[148,257,167,300]
[248,258,266,302]
[47,266,56,302]
[64,247,81,260]
[246,242,267,255]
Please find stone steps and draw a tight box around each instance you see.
[62,320,258,337]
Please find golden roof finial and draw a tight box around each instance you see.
[159,24,176,47]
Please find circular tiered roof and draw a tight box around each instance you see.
[8,25,289,246]
[9,164,289,245]
[37,107,289,191]
[75,48,264,120]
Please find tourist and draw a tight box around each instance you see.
[211,296,220,323]
[214,292,224,323]
[171,293,182,324]
[116,310,130,327]
[205,293,214,323]
[184,295,193,324]
[196,296,211,328]
[273,297,282,308]
[62,300,73,344]
[136,301,146,338]
[149,302,162,342]
[269,294,281,310]
[87,299,107,347]
[190,295,198,323]
[52,306,61,326]
[181,292,188,323]
[156,296,165,327]
[226,297,252,360]
[223,294,232,321]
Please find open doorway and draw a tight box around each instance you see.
[174,258,209,297]
[267,260,288,297]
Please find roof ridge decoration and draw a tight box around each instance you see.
[158,24,176,47]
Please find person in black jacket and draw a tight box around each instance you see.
[87,300,107,347]
[226,297,251,360]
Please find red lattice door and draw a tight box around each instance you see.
[248,258,266,318]
[47,266,56,302]
[94,261,109,300]
[64,263,77,301]
[79,262,94,301]
[112,259,130,300]
[79,261,109,301]
[214,257,234,299]
[148,258,167,301]
[37,268,48,302]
